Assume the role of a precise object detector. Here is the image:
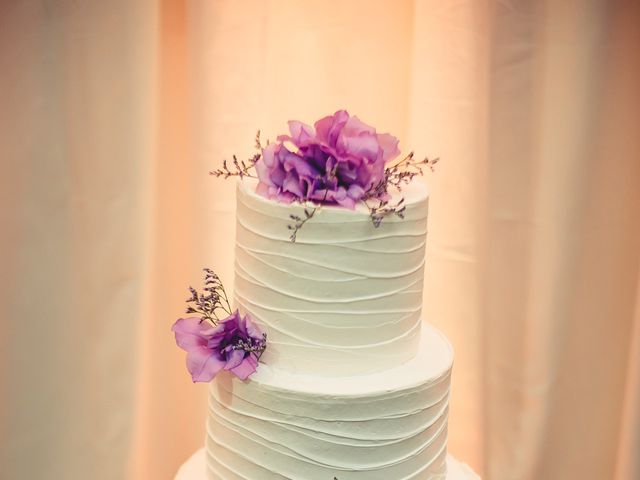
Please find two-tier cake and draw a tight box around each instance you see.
[172,111,480,479]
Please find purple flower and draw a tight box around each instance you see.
[255,110,400,208]
[172,310,266,382]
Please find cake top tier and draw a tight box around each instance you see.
[233,177,430,377]
[172,110,438,384]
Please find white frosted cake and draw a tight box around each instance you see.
[172,111,479,479]
[201,179,464,479]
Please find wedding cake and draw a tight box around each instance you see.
[172,111,479,479]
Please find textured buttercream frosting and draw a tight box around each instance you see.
[195,177,476,479]
[176,450,480,480]
[206,323,453,479]
[234,178,429,376]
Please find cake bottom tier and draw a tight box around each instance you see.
[175,449,480,480]
[203,323,456,479]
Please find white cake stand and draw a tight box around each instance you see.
[174,448,480,480]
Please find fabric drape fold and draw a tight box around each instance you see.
[1,1,158,479]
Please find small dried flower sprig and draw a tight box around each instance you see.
[185,268,232,325]
[365,152,438,200]
[286,180,330,241]
[233,335,268,355]
[384,151,439,190]
[367,197,406,228]
[288,208,317,242]
[209,131,264,179]
[362,152,438,228]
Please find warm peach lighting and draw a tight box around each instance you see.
[2,1,638,479]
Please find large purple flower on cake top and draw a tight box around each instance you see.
[172,310,266,382]
[255,110,400,208]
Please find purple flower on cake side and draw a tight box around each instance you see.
[254,110,400,209]
[172,310,266,382]
[171,268,267,382]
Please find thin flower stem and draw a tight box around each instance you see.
[288,186,330,242]
[220,287,232,315]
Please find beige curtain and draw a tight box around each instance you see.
[2,1,638,479]
[1,1,158,479]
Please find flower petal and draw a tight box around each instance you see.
[224,348,246,370]
[341,115,375,138]
[275,190,296,203]
[377,132,400,163]
[269,163,286,186]
[288,120,316,147]
[347,184,365,200]
[338,131,379,161]
[186,346,225,382]
[233,310,248,337]
[283,151,320,178]
[172,317,214,350]
[314,110,349,146]
[335,195,356,209]
[229,354,259,380]
[261,143,278,167]
[283,174,304,198]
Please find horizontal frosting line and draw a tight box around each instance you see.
[227,363,452,400]
[235,307,422,349]
[262,346,408,365]
[291,239,427,255]
[206,445,446,480]
[237,305,419,330]
[237,217,429,250]
[206,438,291,480]
[257,339,413,355]
[261,329,419,352]
[236,246,365,282]
[273,411,448,449]
[209,391,449,436]
[236,243,426,279]
[205,459,266,480]
[235,266,423,304]
[236,193,429,225]
[207,420,449,474]
[236,248,425,283]
[206,411,449,471]
[236,216,428,245]
[208,404,449,453]
[234,294,422,316]
[206,422,448,479]
[209,388,450,436]
[206,443,447,480]
[211,374,451,417]
[234,290,422,315]
[275,421,447,459]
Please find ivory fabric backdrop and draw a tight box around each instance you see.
[1,1,639,479]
